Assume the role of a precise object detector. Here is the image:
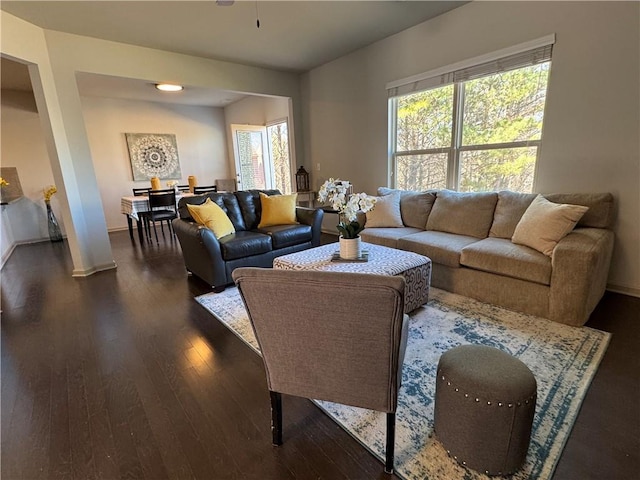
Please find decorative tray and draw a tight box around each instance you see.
[330,251,369,263]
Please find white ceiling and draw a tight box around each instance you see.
[1,0,467,106]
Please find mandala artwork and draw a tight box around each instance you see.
[125,133,181,181]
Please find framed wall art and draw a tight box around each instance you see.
[125,133,182,181]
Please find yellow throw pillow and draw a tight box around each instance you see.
[512,195,588,256]
[186,198,235,239]
[258,192,298,228]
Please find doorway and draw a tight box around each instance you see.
[231,120,292,193]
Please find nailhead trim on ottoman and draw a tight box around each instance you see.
[434,344,537,476]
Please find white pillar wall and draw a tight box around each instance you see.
[1,11,115,276]
[29,64,115,275]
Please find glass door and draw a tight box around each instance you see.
[231,125,272,190]
[267,120,292,194]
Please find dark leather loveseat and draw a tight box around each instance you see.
[173,189,324,291]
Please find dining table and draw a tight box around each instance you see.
[121,192,194,242]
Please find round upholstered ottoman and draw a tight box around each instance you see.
[434,344,537,476]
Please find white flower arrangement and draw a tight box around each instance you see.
[166,180,179,188]
[317,178,376,239]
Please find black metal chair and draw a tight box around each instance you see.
[177,185,190,192]
[132,187,151,196]
[193,185,217,194]
[147,189,178,243]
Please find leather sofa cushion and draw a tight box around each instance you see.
[256,224,312,249]
[179,193,247,231]
[378,187,437,229]
[218,231,272,261]
[360,227,423,249]
[426,190,498,238]
[398,231,480,268]
[236,189,281,230]
[461,237,551,285]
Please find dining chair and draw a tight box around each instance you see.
[232,267,409,474]
[193,185,217,194]
[215,178,237,192]
[177,184,190,192]
[132,187,151,196]
[147,188,178,243]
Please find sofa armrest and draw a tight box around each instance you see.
[549,227,614,326]
[296,207,324,246]
[172,218,228,288]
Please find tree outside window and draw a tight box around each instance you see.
[393,62,551,193]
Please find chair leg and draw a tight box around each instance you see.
[270,391,283,446]
[153,220,159,243]
[385,412,395,474]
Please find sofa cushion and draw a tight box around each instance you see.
[461,237,551,285]
[218,193,248,231]
[512,195,588,256]
[258,192,298,227]
[360,227,424,249]
[365,191,403,227]
[543,192,615,229]
[426,190,498,239]
[378,187,436,229]
[256,224,312,249]
[398,231,480,268]
[489,191,537,239]
[186,198,235,239]
[236,189,281,230]
[218,230,273,261]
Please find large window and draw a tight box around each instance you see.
[390,39,553,193]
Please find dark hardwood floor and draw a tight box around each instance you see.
[1,231,638,479]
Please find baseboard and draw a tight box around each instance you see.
[72,261,117,277]
[606,283,640,298]
[0,242,17,268]
[1,237,51,269]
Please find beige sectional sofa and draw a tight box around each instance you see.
[360,188,616,326]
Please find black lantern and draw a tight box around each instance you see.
[295,166,310,192]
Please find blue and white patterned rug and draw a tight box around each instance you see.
[196,287,610,480]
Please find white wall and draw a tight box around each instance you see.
[1,90,60,244]
[301,1,640,295]
[82,96,229,230]
[1,91,230,238]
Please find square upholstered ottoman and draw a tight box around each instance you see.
[273,242,431,313]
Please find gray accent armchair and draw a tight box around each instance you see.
[232,268,409,474]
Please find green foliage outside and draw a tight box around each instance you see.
[268,123,292,194]
[395,63,550,193]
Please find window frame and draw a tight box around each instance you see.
[388,36,554,193]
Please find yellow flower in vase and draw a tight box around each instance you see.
[0,177,9,188]
[43,185,57,203]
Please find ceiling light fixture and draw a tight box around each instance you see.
[155,83,183,92]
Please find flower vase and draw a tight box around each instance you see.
[45,201,63,242]
[339,235,361,260]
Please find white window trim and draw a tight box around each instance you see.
[388,37,554,192]
[386,34,555,92]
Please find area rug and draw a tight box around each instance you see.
[195,287,610,480]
